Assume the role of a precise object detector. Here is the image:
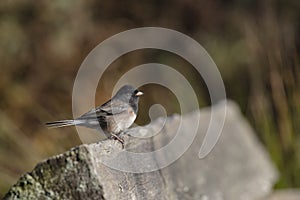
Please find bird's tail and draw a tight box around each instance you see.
[45,120,76,128]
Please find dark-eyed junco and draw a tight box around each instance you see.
[46,85,143,144]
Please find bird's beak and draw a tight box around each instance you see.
[135,91,143,96]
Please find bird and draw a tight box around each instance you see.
[45,85,143,144]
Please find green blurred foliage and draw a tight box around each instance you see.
[0,0,299,197]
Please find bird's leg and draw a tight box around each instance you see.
[110,133,124,147]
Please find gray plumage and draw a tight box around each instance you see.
[46,85,143,137]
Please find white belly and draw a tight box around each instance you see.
[112,113,136,133]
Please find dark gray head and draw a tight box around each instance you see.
[113,85,143,111]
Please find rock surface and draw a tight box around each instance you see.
[4,101,278,200]
[264,190,300,200]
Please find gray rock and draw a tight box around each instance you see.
[4,101,278,200]
[263,190,300,200]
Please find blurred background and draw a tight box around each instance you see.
[0,0,299,197]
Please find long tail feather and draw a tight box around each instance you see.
[45,120,75,128]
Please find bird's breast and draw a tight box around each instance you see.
[106,107,137,134]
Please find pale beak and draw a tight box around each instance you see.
[135,91,143,96]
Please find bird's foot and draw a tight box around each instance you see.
[110,133,124,148]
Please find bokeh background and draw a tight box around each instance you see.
[0,0,299,197]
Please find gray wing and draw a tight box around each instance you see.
[77,99,129,120]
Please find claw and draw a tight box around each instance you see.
[110,133,124,148]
